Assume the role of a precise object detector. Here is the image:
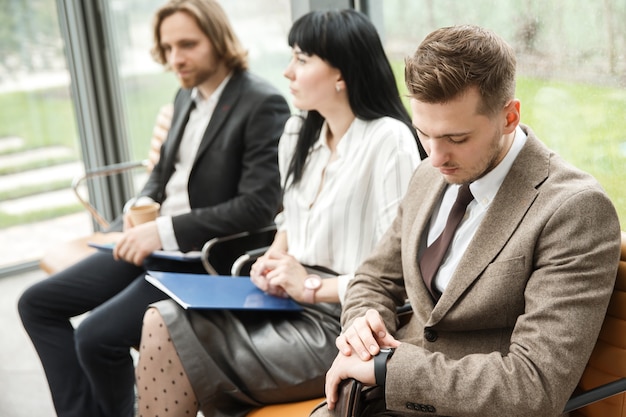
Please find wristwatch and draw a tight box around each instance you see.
[302,274,322,304]
[374,348,395,388]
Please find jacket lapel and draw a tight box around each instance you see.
[404,170,448,316]
[428,133,550,324]
[160,96,194,182]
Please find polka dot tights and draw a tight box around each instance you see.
[136,307,198,417]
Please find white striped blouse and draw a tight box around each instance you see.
[277,115,420,303]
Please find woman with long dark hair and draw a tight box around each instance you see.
[134,9,423,417]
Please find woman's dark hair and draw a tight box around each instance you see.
[285,9,426,186]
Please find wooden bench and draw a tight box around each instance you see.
[247,397,324,417]
[567,231,626,416]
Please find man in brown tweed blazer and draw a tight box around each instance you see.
[314,25,622,417]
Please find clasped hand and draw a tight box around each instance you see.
[325,309,401,410]
[249,250,307,301]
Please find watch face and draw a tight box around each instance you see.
[304,276,322,290]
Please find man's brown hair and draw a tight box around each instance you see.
[405,25,516,117]
[151,0,248,72]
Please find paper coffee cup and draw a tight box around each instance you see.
[129,202,160,225]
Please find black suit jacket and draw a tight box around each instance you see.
[139,70,289,252]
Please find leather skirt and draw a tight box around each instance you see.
[152,299,341,417]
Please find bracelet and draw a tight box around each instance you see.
[374,348,395,387]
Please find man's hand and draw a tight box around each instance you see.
[325,309,401,410]
[324,351,376,410]
[113,221,162,266]
[336,309,400,360]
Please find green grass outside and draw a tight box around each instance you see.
[0,155,77,175]
[121,71,180,159]
[0,178,73,201]
[0,89,79,151]
[1,69,625,228]
[0,72,178,226]
[517,79,626,222]
[391,61,626,226]
[0,204,83,229]
[0,72,178,160]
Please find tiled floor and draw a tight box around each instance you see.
[0,268,56,417]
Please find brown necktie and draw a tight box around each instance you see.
[419,184,474,299]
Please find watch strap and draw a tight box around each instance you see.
[374,348,395,387]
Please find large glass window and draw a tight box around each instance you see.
[0,0,293,272]
[0,0,87,271]
[107,0,179,163]
[383,0,626,227]
[3,0,623,274]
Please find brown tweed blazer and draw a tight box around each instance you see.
[341,124,622,417]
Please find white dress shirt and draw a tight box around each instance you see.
[147,74,231,250]
[428,125,527,292]
[278,115,421,303]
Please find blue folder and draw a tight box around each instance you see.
[88,241,201,262]
[145,270,303,311]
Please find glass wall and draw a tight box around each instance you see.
[1,0,624,274]
[382,0,626,226]
[0,0,292,273]
[0,0,87,272]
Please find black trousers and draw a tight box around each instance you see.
[17,251,202,417]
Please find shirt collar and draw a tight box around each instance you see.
[314,118,360,156]
[312,122,328,152]
[190,72,232,109]
[469,125,527,208]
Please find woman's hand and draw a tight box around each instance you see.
[249,250,308,301]
[249,252,275,292]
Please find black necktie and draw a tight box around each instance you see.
[419,184,474,299]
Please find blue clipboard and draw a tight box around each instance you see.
[88,241,201,262]
[145,270,303,311]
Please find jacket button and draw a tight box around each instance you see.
[424,328,438,342]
